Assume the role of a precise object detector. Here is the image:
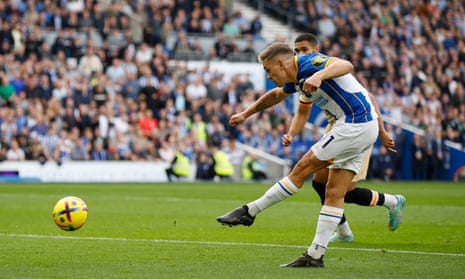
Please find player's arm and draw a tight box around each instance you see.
[230,87,288,126]
[303,57,353,92]
[368,93,396,153]
[282,102,312,146]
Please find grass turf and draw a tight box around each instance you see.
[1,181,465,278]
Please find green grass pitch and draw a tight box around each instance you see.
[1,181,465,278]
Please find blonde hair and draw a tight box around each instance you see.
[258,42,294,63]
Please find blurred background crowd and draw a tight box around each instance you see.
[0,0,464,181]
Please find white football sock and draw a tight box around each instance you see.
[338,220,352,237]
[308,205,344,259]
[247,176,299,216]
[383,194,398,208]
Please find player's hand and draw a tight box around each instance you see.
[230,112,247,127]
[303,74,322,93]
[380,131,397,153]
[282,134,294,146]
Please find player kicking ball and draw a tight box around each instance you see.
[217,41,405,268]
[292,33,405,242]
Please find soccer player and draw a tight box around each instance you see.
[292,33,404,243]
[216,42,406,267]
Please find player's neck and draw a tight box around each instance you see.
[287,56,298,82]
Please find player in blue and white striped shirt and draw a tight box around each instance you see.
[217,42,404,267]
[292,34,404,244]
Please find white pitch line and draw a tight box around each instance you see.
[2,233,464,258]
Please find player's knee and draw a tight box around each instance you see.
[292,155,325,179]
[325,185,345,203]
[288,172,306,188]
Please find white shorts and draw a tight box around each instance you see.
[311,120,378,175]
[352,145,373,182]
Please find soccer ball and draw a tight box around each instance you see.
[52,196,88,231]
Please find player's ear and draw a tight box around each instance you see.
[278,59,286,71]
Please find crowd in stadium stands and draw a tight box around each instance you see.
[0,0,463,181]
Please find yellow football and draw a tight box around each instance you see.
[52,196,88,231]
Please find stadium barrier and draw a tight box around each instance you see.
[0,144,290,183]
[234,141,292,181]
[0,161,172,182]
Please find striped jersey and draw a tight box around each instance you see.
[282,53,377,124]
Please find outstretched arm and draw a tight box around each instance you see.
[369,93,396,153]
[282,102,312,146]
[230,87,288,126]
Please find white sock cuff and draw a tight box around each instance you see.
[278,177,300,195]
[321,205,344,218]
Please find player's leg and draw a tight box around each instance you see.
[328,181,355,243]
[281,168,354,267]
[344,186,406,231]
[281,120,379,267]
[343,146,405,231]
[312,168,328,204]
[216,150,328,226]
[328,147,373,243]
[312,122,332,204]
[313,168,353,242]
[312,121,332,204]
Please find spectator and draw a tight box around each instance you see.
[121,70,140,101]
[138,108,158,138]
[1,111,17,143]
[70,127,89,160]
[158,134,176,163]
[206,77,224,103]
[165,146,191,182]
[173,32,195,58]
[9,70,25,95]
[411,134,427,180]
[138,65,161,113]
[14,107,28,138]
[206,114,225,147]
[223,138,245,166]
[249,15,263,40]
[185,77,207,101]
[90,139,108,161]
[241,152,267,181]
[317,13,336,39]
[425,128,447,180]
[191,113,208,146]
[212,32,232,59]
[56,130,73,165]
[78,45,103,77]
[210,144,234,181]
[75,103,95,134]
[200,6,215,34]
[105,57,126,83]
[92,76,108,108]
[39,125,60,163]
[0,71,14,107]
[135,42,153,65]
[0,139,8,161]
[38,73,52,101]
[373,145,397,181]
[195,151,214,181]
[6,138,25,161]
[222,17,240,38]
